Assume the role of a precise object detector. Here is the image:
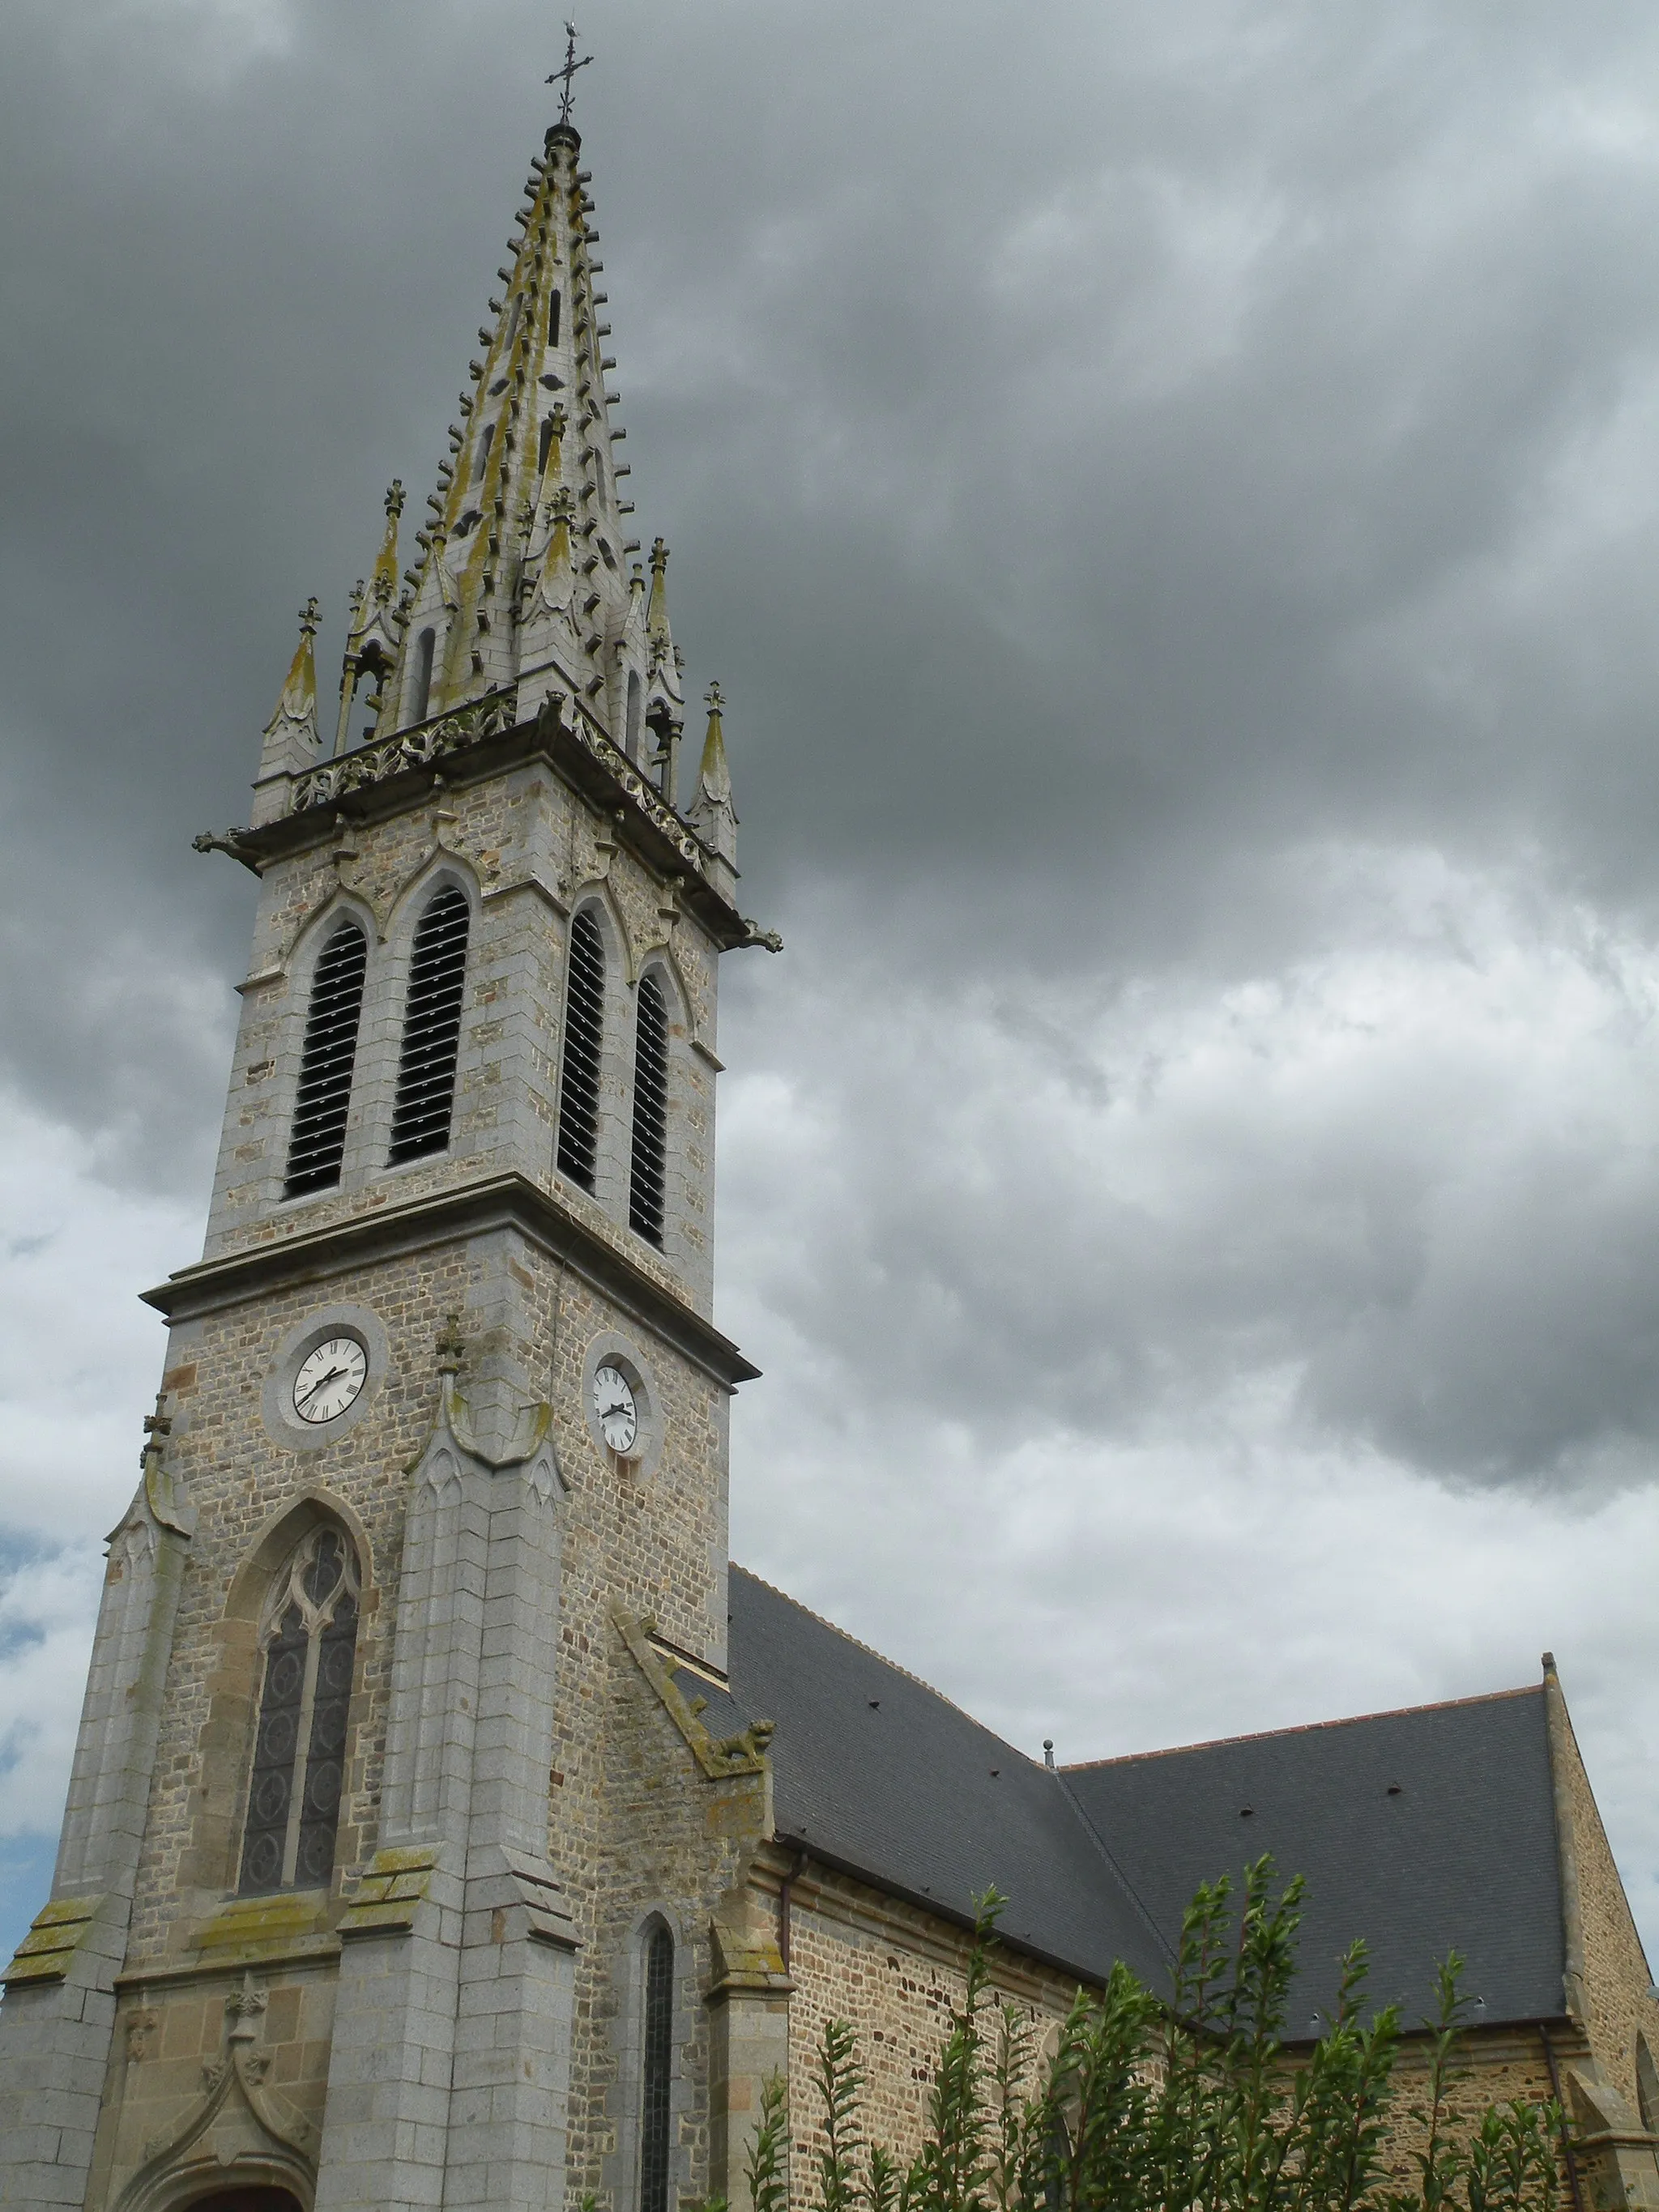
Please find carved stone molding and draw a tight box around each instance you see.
[116,1971,317,2212]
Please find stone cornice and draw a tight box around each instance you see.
[211,686,778,956]
[141,1171,761,1390]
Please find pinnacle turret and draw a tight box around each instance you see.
[688,680,738,903]
[254,599,322,812]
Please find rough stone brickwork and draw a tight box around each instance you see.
[567,1626,770,2212]
[778,1860,1081,2191]
[121,1232,733,1971]
[207,756,720,1313]
[1544,1665,1659,2210]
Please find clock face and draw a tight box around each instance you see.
[292,1337,369,1425]
[591,1362,638,1454]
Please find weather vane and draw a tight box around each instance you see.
[548,20,593,126]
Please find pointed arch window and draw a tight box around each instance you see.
[639,1922,674,2212]
[284,919,368,1198]
[557,906,605,1190]
[388,885,471,1162]
[239,1524,360,1896]
[629,973,668,1247]
[1639,2035,1659,2134]
[625,669,642,761]
[548,289,561,347]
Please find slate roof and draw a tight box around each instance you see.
[678,1568,1569,2032]
[1064,1689,1567,2028]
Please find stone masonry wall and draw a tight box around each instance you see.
[565,1630,770,2212]
[129,1224,731,1967]
[1559,1701,1659,2128]
[206,756,720,1313]
[777,1863,1582,2210]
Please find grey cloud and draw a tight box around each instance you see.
[9,0,1659,1952]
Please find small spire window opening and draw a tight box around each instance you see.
[556,907,605,1189]
[629,974,668,1247]
[539,414,557,475]
[473,420,496,483]
[625,668,642,761]
[411,628,436,724]
[639,1924,674,2212]
[387,886,471,1163]
[548,289,561,347]
[239,1525,360,1897]
[284,920,369,1198]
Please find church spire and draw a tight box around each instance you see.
[369,54,648,761]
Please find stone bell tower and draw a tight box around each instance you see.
[0,54,777,2212]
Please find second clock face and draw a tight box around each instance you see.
[591,1362,639,1454]
[292,1336,369,1425]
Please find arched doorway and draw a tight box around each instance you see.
[178,2192,304,2212]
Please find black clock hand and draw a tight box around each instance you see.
[300,1365,348,1407]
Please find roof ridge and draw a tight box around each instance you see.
[730,1562,1046,1767]
[1060,1683,1542,1771]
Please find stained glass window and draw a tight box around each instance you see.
[639,1922,674,2212]
[239,1525,360,1897]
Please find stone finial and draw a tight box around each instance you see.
[139,1389,170,1469]
[436,1315,467,1375]
[369,483,404,609]
[227,1970,267,2040]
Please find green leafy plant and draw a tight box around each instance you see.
[771,1861,1563,2212]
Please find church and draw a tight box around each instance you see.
[3,62,1658,2212]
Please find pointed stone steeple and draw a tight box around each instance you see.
[371,110,644,754]
[253,599,322,823]
[688,680,738,903]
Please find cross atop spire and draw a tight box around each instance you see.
[548,20,592,126]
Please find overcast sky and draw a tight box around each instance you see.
[6,0,1659,1980]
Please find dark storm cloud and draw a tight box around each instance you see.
[6,2,1659,1478]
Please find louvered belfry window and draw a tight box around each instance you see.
[388,885,471,1162]
[284,919,369,1198]
[639,1923,674,2212]
[240,1524,360,1897]
[557,907,605,1189]
[629,974,669,1246]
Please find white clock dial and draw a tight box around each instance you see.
[592,1362,638,1454]
[292,1337,368,1425]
